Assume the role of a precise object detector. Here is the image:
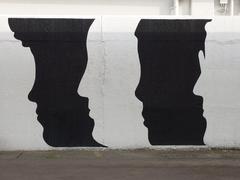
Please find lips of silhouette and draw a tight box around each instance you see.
[35,107,55,127]
[35,104,68,123]
[35,102,92,127]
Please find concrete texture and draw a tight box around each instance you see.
[0,149,240,180]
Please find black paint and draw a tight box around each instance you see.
[9,18,105,147]
[135,19,211,145]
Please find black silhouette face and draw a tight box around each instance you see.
[9,18,105,147]
[28,43,94,147]
[135,19,211,145]
[28,43,88,112]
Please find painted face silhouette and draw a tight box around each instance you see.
[135,19,211,145]
[9,18,105,147]
[80,17,150,147]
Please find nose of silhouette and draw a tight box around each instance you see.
[28,89,38,102]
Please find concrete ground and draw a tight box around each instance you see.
[0,149,240,180]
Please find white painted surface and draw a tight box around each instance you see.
[1,16,240,150]
[0,0,175,15]
[0,18,49,150]
[197,17,240,147]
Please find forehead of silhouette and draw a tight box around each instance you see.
[9,18,94,99]
[135,19,211,41]
[134,19,211,106]
[8,18,94,42]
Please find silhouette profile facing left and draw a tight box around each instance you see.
[9,18,105,147]
[135,19,211,145]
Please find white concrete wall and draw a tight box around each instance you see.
[179,0,191,15]
[192,0,214,16]
[0,0,175,15]
[1,16,240,150]
[198,17,240,147]
[4,0,240,17]
[234,0,240,15]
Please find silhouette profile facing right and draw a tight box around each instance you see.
[9,18,105,147]
[135,19,211,145]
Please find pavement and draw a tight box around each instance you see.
[0,148,240,180]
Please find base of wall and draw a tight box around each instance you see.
[3,146,240,152]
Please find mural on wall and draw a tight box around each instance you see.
[7,17,211,147]
[8,18,105,147]
[135,19,211,145]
